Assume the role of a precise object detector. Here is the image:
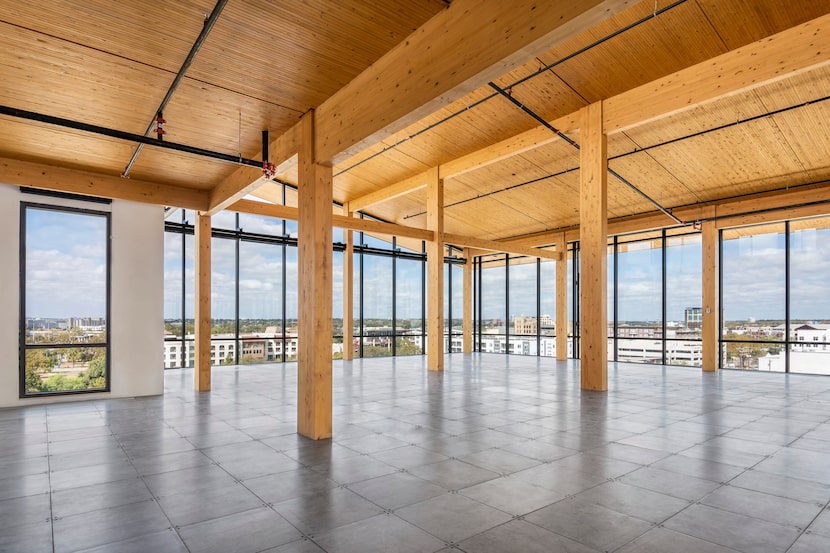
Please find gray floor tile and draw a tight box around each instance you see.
[457,447,540,475]
[348,471,447,510]
[575,480,690,524]
[650,454,745,483]
[588,442,672,465]
[788,531,830,553]
[49,460,139,491]
[272,486,384,536]
[51,477,152,518]
[395,493,512,544]
[0,493,51,528]
[178,506,301,553]
[619,466,721,501]
[0,472,50,501]
[663,504,800,553]
[754,448,830,485]
[53,499,171,553]
[701,485,823,529]
[337,433,411,454]
[525,496,653,552]
[615,527,740,553]
[368,444,449,469]
[511,463,608,496]
[260,538,326,553]
[203,440,302,480]
[72,528,188,553]
[314,513,445,553]
[157,481,264,527]
[729,469,830,505]
[807,506,830,537]
[130,449,213,476]
[407,458,500,491]
[458,519,599,553]
[0,520,53,553]
[0,455,49,478]
[243,468,338,504]
[460,476,566,516]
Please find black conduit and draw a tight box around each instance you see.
[121,0,228,177]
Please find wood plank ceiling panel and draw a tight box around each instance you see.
[187,0,446,113]
[696,0,830,49]
[123,147,230,191]
[536,0,728,104]
[0,0,210,74]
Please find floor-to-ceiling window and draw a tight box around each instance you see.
[21,203,111,395]
[721,223,786,371]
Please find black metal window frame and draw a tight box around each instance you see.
[20,201,112,397]
[163,207,466,366]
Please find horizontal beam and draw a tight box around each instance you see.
[444,232,560,260]
[315,0,629,164]
[0,157,209,210]
[604,12,830,133]
[207,121,301,215]
[227,198,434,241]
[331,214,434,241]
[348,170,430,212]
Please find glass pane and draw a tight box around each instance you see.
[239,241,283,365]
[212,211,237,230]
[722,224,785,370]
[508,257,536,335]
[211,237,236,338]
[285,245,298,333]
[25,208,108,346]
[164,232,183,339]
[24,347,107,394]
[617,237,662,331]
[397,257,423,355]
[452,264,463,335]
[185,233,195,352]
[664,339,702,367]
[539,260,555,336]
[333,250,344,346]
[239,213,283,236]
[481,257,506,332]
[666,233,702,341]
[363,254,393,332]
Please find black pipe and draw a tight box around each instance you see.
[0,104,260,169]
[122,0,228,177]
[489,82,683,225]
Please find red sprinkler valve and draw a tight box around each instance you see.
[155,113,166,140]
[262,161,276,179]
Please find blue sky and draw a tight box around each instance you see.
[25,208,108,319]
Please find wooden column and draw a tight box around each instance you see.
[702,221,719,372]
[342,204,354,361]
[426,167,444,371]
[579,102,608,391]
[554,232,568,360]
[297,110,333,439]
[462,248,473,354]
[194,213,211,391]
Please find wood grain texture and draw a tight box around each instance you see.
[342,204,354,362]
[194,213,211,391]
[554,233,568,361]
[462,248,473,354]
[426,167,444,371]
[701,221,719,372]
[579,102,608,391]
[296,111,333,440]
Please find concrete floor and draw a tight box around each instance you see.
[2,354,830,552]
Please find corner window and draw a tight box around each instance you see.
[20,203,111,396]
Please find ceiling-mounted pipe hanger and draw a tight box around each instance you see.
[121,0,228,178]
[488,82,684,226]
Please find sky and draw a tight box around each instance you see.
[158,220,830,325]
[25,207,108,319]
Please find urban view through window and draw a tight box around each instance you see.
[162,209,830,375]
[22,205,109,395]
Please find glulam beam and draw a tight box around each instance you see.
[0,157,209,210]
[702,221,719,372]
[315,0,630,164]
[342,204,354,362]
[554,232,568,361]
[462,248,473,354]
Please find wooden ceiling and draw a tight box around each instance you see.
[1,0,829,244]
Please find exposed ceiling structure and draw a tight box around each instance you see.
[1,0,829,247]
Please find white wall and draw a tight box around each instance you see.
[0,184,164,407]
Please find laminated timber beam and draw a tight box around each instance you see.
[603,12,830,134]
[194,213,212,391]
[425,167,444,371]
[315,0,631,165]
[348,170,431,213]
[347,12,830,214]
[207,122,301,216]
[0,157,209,211]
[443,232,560,261]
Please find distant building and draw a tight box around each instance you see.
[685,307,702,329]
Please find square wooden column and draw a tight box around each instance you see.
[342,203,354,361]
[426,167,444,371]
[194,213,211,391]
[579,102,608,391]
[702,221,719,372]
[462,248,473,354]
[297,110,333,439]
[554,232,568,360]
